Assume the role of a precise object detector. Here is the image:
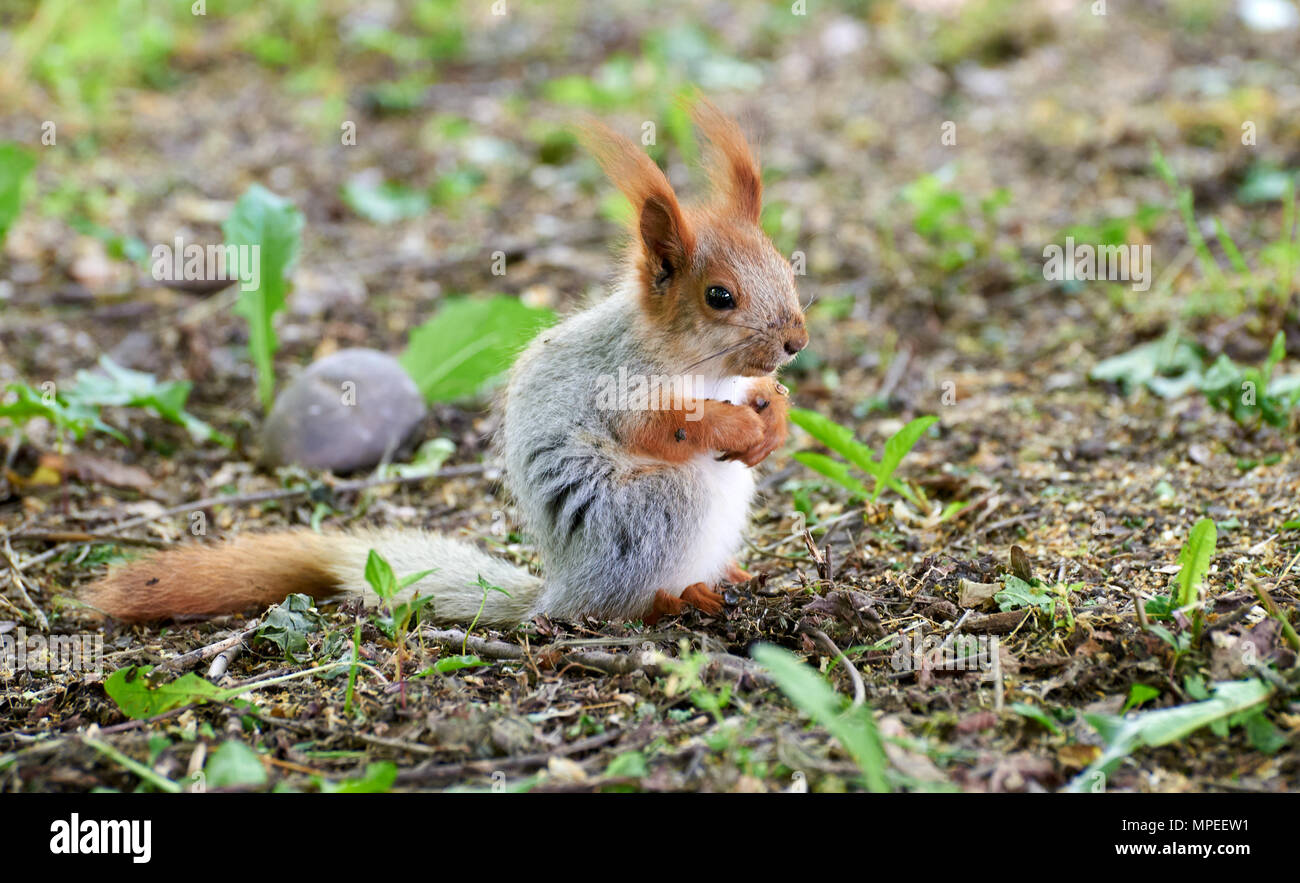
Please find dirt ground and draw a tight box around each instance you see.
[1,1,1297,792]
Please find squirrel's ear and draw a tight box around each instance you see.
[579,118,695,288]
[639,195,691,288]
[690,95,762,225]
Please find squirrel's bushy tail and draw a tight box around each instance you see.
[83,528,541,626]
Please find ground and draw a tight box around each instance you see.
[0,0,1297,792]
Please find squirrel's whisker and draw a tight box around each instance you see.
[685,334,757,371]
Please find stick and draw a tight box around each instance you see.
[1,538,48,630]
[804,626,866,706]
[1250,575,1300,654]
[418,627,774,688]
[207,643,242,680]
[155,620,261,675]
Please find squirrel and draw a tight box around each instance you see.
[83,97,808,628]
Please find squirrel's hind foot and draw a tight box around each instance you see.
[645,583,725,625]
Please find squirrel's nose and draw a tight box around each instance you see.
[783,327,809,356]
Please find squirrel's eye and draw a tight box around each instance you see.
[705,285,735,310]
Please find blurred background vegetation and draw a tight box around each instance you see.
[1,0,1298,434]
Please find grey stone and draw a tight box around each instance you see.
[260,348,427,472]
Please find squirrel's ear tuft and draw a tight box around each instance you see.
[579,119,694,285]
[689,95,762,225]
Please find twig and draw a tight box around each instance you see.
[418,627,774,688]
[394,728,626,784]
[155,619,261,675]
[207,643,242,680]
[1,538,49,630]
[875,343,912,402]
[804,627,866,706]
[1249,575,1300,655]
[1129,588,1151,631]
[4,531,169,548]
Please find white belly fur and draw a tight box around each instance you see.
[661,376,757,592]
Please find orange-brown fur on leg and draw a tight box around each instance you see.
[82,531,342,622]
[680,582,724,615]
[645,588,686,625]
[644,583,724,625]
[625,398,766,466]
[724,560,752,583]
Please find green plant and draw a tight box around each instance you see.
[1199,332,1298,428]
[898,169,1010,273]
[0,142,36,245]
[400,295,554,403]
[1152,148,1298,317]
[363,549,435,681]
[205,740,268,789]
[1066,677,1277,792]
[316,761,398,793]
[752,643,889,792]
[1142,518,1217,656]
[0,356,230,447]
[340,176,430,224]
[660,642,735,725]
[221,184,304,411]
[1093,330,1299,429]
[995,574,1077,631]
[789,410,967,524]
[255,593,326,661]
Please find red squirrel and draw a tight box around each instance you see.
[84,97,808,627]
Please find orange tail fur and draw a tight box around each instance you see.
[83,531,343,622]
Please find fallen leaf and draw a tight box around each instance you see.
[957,578,1000,609]
[1057,744,1101,769]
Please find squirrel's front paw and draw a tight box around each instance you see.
[735,377,789,467]
[713,405,766,466]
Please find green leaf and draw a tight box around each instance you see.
[1122,683,1160,713]
[789,408,880,479]
[791,451,871,498]
[0,383,102,440]
[1242,711,1287,754]
[995,575,1053,613]
[364,549,398,602]
[1090,337,1204,398]
[751,643,889,792]
[604,751,648,779]
[1009,701,1062,735]
[0,142,35,244]
[1067,678,1274,791]
[789,409,929,508]
[397,568,437,591]
[341,177,430,224]
[255,593,325,660]
[1174,518,1217,609]
[66,356,232,446]
[222,185,304,411]
[874,416,937,501]
[400,296,554,403]
[415,654,487,676]
[318,761,398,793]
[205,741,267,789]
[104,665,238,720]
